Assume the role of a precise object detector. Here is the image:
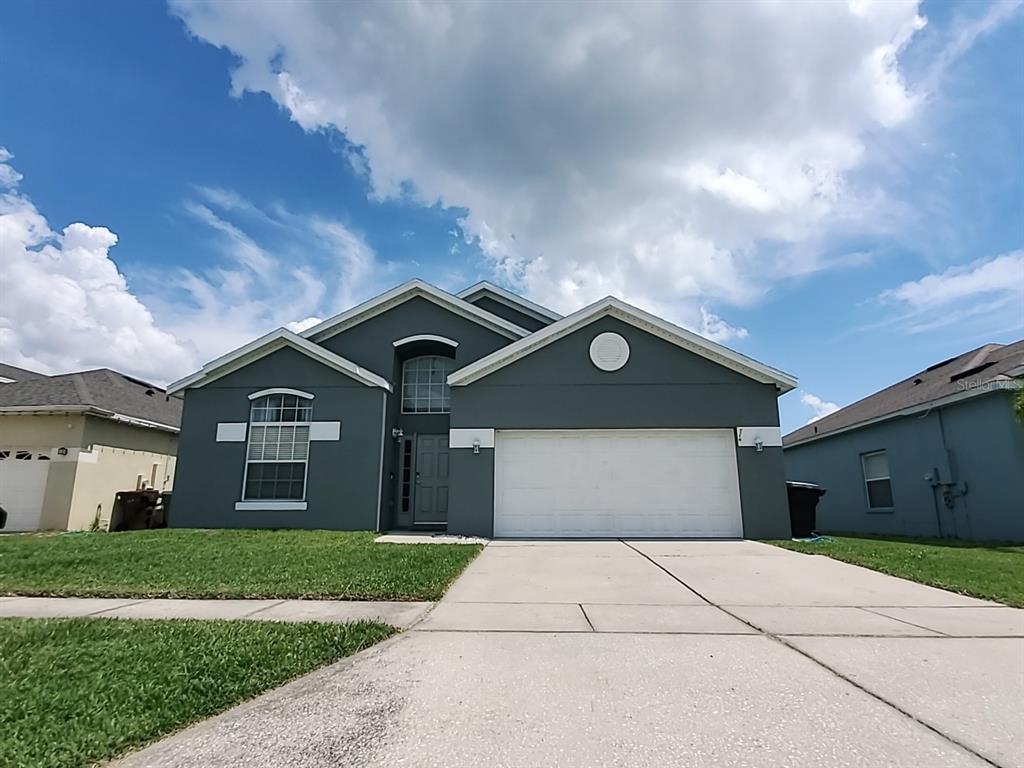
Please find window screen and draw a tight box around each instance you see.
[243,394,312,501]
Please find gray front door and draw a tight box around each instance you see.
[414,435,449,525]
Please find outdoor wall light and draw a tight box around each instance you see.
[754,438,764,453]
[57,447,68,456]
[472,438,481,454]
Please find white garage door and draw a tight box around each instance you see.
[0,450,52,531]
[494,430,742,538]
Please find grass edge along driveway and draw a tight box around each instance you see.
[769,534,1024,607]
[0,617,395,768]
[0,529,482,601]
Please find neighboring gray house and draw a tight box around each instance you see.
[784,341,1024,541]
[167,280,797,538]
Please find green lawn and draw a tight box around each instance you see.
[0,617,393,768]
[0,529,481,601]
[769,535,1024,607]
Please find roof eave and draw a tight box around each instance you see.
[166,329,392,395]
[301,279,531,343]
[448,295,797,392]
[782,381,1020,448]
[0,405,180,433]
[456,281,563,323]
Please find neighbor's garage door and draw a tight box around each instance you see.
[0,450,52,531]
[493,430,742,538]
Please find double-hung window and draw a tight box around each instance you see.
[243,393,312,500]
[401,356,455,413]
[861,450,893,510]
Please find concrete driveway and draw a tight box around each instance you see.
[115,540,1023,768]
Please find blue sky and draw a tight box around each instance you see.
[1,0,1021,433]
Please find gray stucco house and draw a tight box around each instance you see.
[167,280,797,538]
[784,341,1024,541]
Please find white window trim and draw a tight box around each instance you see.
[860,450,893,511]
[248,387,315,400]
[241,394,313,504]
[235,501,308,511]
[393,334,459,348]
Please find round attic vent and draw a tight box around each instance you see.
[589,332,630,371]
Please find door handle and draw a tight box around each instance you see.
[415,471,421,485]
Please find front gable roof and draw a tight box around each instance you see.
[166,328,392,395]
[447,296,798,393]
[302,280,530,344]
[457,281,563,325]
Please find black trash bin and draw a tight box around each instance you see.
[785,481,826,538]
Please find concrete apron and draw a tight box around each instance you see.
[108,540,1023,768]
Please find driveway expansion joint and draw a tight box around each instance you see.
[618,539,1002,767]
[577,604,596,631]
[859,606,955,638]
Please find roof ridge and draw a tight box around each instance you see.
[70,373,95,407]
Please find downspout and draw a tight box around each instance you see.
[919,407,945,538]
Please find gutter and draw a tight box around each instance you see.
[0,405,180,434]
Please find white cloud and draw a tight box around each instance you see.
[800,391,841,424]
[286,316,323,334]
[877,251,1024,334]
[0,149,197,383]
[0,150,384,384]
[171,0,929,335]
[143,188,385,366]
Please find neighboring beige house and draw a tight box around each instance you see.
[0,364,181,531]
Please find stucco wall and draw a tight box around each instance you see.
[447,315,789,538]
[171,346,387,531]
[316,297,516,529]
[0,414,178,531]
[67,441,177,530]
[316,296,515,379]
[783,391,1024,540]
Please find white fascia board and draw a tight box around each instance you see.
[448,296,798,393]
[166,328,391,394]
[782,384,1013,449]
[457,281,563,323]
[301,279,530,343]
[0,405,180,433]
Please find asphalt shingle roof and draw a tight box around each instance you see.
[0,367,182,430]
[0,363,47,382]
[784,339,1024,447]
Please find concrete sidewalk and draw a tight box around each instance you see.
[0,596,432,628]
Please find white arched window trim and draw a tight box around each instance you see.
[248,387,315,400]
[239,391,313,508]
[392,334,459,348]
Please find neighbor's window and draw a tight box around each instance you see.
[243,393,312,501]
[401,355,455,414]
[861,450,893,510]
